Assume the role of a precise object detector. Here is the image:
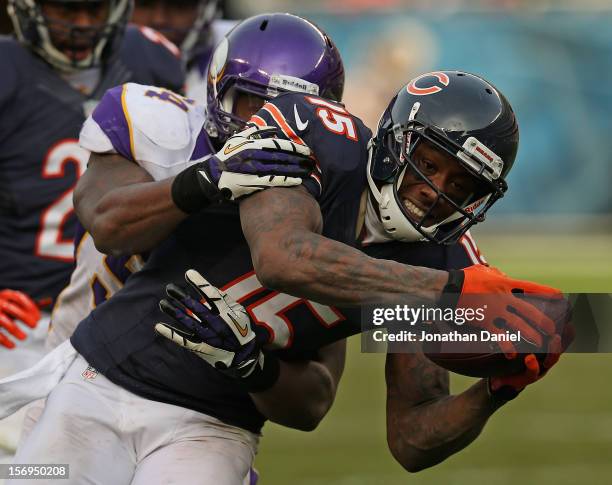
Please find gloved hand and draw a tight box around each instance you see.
[154,270,280,391]
[0,290,41,349]
[488,324,573,401]
[171,124,315,213]
[442,265,566,357]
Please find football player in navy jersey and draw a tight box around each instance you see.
[155,72,572,472]
[132,0,236,100]
[0,0,182,351]
[0,0,184,462]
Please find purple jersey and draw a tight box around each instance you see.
[0,27,183,307]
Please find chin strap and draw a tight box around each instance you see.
[366,139,425,242]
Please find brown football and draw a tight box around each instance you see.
[423,295,572,378]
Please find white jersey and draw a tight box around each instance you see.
[47,82,208,349]
[185,20,237,103]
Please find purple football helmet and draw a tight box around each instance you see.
[206,13,345,143]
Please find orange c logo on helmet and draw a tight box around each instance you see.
[406,72,450,96]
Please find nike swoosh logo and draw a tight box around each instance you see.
[223,140,250,156]
[228,313,249,337]
[198,169,212,184]
[294,104,309,131]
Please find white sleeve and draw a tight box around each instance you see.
[79,116,116,154]
[79,83,208,181]
[125,84,207,180]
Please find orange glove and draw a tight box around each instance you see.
[488,325,573,401]
[459,265,564,297]
[0,290,41,349]
[442,265,566,357]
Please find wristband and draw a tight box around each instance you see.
[171,163,218,214]
[438,269,465,308]
[443,270,465,294]
[242,353,281,393]
[486,377,521,403]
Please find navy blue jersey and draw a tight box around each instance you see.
[0,27,183,306]
[252,93,370,244]
[71,92,371,433]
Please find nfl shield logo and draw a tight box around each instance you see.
[82,366,98,380]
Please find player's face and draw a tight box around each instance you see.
[40,0,110,61]
[233,93,266,122]
[398,140,478,226]
[132,0,200,47]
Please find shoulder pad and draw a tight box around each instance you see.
[130,24,181,58]
[85,84,131,159]
[253,93,368,147]
[85,83,206,178]
[124,83,196,150]
[251,93,371,200]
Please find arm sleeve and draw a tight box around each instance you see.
[80,83,207,180]
[81,84,134,161]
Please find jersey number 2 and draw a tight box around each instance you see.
[35,140,89,262]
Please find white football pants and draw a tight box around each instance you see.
[9,353,259,485]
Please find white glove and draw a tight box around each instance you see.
[154,269,263,378]
[171,125,314,212]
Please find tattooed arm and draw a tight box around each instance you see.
[239,187,448,307]
[385,353,504,472]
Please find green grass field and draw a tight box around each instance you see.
[255,229,612,484]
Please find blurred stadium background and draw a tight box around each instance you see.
[1,0,610,483]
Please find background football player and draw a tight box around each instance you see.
[0,0,182,462]
[131,0,236,100]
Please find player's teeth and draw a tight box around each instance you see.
[403,199,425,218]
